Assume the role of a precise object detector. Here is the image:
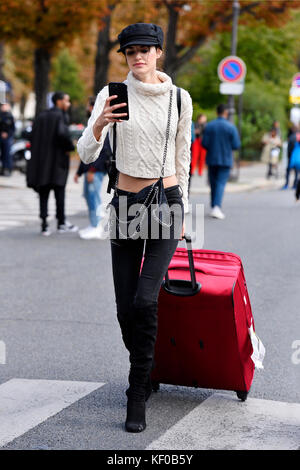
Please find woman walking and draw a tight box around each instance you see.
[77,23,192,433]
[260,127,282,179]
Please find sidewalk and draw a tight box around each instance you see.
[0,157,111,208]
[190,161,285,195]
[0,159,111,232]
[0,160,286,194]
[0,157,84,191]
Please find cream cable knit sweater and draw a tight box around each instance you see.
[77,71,193,212]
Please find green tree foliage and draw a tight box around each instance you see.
[52,49,84,103]
[52,48,86,123]
[177,11,300,159]
[241,81,287,159]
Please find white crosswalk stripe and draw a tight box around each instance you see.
[0,378,299,449]
[0,170,111,232]
[0,378,104,448]
[1,172,299,450]
[147,392,300,450]
[0,221,24,229]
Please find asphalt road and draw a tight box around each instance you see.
[0,183,299,450]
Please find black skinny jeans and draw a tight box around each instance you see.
[38,184,65,228]
[110,184,184,398]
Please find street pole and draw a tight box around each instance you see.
[236,92,243,179]
[228,0,240,123]
[228,0,240,181]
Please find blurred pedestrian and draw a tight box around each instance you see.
[74,148,111,239]
[261,127,282,179]
[0,103,15,176]
[296,178,300,201]
[187,120,195,200]
[202,104,240,219]
[287,124,295,139]
[26,92,77,236]
[282,126,300,190]
[74,97,110,240]
[190,113,207,176]
[272,120,281,138]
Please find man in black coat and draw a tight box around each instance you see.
[27,92,77,236]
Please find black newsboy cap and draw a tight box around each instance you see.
[117,23,164,53]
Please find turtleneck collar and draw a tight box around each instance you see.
[126,70,172,96]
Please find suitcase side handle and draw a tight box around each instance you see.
[163,233,201,296]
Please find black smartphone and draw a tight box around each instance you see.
[108,82,129,120]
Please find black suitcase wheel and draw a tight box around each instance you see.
[236,390,248,402]
[152,381,160,392]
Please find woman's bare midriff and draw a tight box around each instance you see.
[117,172,178,193]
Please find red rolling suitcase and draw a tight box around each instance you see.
[151,235,258,401]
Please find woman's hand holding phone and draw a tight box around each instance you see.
[93,95,128,141]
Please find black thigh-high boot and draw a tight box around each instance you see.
[125,301,158,433]
[117,310,133,354]
[117,307,153,403]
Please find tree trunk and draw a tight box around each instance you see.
[94,16,111,94]
[0,41,5,82]
[163,3,179,82]
[20,93,27,120]
[162,0,260,82]
[94,4,118,95]
[163,2,206,82]
[0,41,6,104]
[34,47,51,117]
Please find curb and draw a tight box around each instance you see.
[190,179,285,195]
[0,173,286,194]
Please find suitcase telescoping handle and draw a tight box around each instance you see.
[163,234,201,296]
[184,233,197,290]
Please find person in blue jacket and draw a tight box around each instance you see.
[202,103,240,219]
[282,126,300,190]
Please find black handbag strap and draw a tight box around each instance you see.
[177,86,181,119]
[160,88,173,177]
[107,87,181,194]
[107,123,117,194]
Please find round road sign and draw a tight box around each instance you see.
[218,56,246,83]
